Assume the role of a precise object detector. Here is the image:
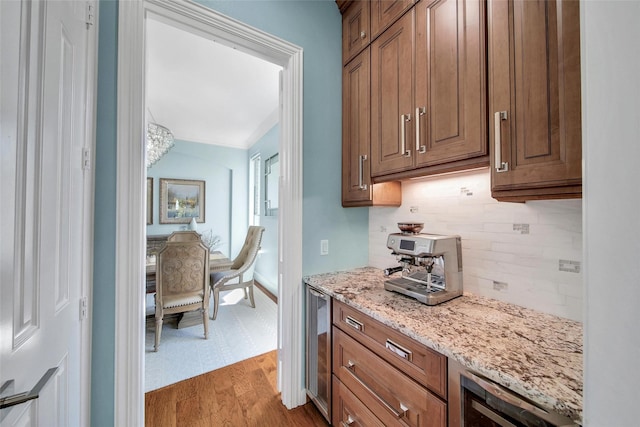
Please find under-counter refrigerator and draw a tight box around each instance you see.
[305,284,331,422]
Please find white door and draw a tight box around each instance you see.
[0,1,95,426]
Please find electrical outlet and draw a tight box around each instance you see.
[320,240,329,256]
[410,206,419,213]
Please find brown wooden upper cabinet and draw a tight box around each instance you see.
[370,0,489,179]
[342,0,371,65]
[488,0,582,202]
[342,47,401,207]
[371,0,416,39]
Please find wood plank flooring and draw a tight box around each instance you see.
[145,350,329,427]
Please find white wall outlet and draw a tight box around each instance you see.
[320,239,329,255]
[410,206,419,213]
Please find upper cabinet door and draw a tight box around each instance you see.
[370,11,415,177]
[489,0,582,201]
[371,0,415,39]
[414,0,488,168]
[343,0,371,65]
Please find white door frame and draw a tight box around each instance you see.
[115,0,305,424]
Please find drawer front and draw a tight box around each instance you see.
[333,327,446,427]
[333,375,386,427]
[333,300,447,398]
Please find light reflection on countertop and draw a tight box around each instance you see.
[304,266,583,424]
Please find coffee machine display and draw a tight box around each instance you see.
[384,232,463,305]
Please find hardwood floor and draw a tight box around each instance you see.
[145,350,329,427]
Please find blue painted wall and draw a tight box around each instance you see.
[92,1,117,424]
[92,0,369,423]
[146,140,249,258]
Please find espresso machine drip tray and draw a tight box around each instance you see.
[385,275,460,306]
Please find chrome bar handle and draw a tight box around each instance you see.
[0,367,58,410]
[494,111,509,172]
[415,107,426,153]
[341,414,356,427]
[345,316,363,331]
[400,114,411,157]
[358,154,368,190]
[385,339,413,361]
[346,360,409,419]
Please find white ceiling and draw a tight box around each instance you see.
[145,18,282,150]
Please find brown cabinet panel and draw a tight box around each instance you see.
[414,0,488,168]
[343,0,371,64]
[333,300,447,398]
[333,328,447,427]
[370,11,415,177]
[371,0,416,39]
[342,48,402,207]
[489,0,582,201]
[333,375,386,427]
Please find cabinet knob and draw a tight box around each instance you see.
[360,31,366,39]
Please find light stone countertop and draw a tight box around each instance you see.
[304,266,583,424]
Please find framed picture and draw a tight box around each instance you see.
[159,178,205,224]
[146,177,153,225]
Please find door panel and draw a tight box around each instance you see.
[489,0,582,194]
[370,11,414,177]
[342,49,373,204]
[414,0,487,167]
[1,1,93,425]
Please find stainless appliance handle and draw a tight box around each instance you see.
[462,370,579,426]
[494,111,508,172]
[471,400,517,427]
[400,114,411,157]
[347,360,409,419]
[307,287,327,300]
[415,107,426,153]
[358,154,368,190]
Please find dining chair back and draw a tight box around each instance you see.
[154,231,210,351]
[210,226,265,320]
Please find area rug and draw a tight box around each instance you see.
[145,287,277,392]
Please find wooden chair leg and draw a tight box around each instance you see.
[248,284,255,308]
[154,316,163,352]
[243,287,248,299]
[202,308,209,339]
[211,288,220,320]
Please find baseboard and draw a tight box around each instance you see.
[254,275,277,304]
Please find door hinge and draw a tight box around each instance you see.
[82,147,91,170]
[79,297,88,320]
[86,3,95,28]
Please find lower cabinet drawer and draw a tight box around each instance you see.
[333,375,385,427]
[333,300,447,398]
[333,327,447,427]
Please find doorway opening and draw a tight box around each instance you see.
[116,0,305,424]
[143,16,281,391]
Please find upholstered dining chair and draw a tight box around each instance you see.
[154,231,210,351]
[210,225,265,320]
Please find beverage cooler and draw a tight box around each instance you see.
[305,284,331,422]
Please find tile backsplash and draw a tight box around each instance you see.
[369,168,583,321]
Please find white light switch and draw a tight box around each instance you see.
[320,240,329,255]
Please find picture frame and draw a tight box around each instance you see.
[146,177,153,225]
[159,178,206,224]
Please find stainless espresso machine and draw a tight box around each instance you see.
[384,231,463,305]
